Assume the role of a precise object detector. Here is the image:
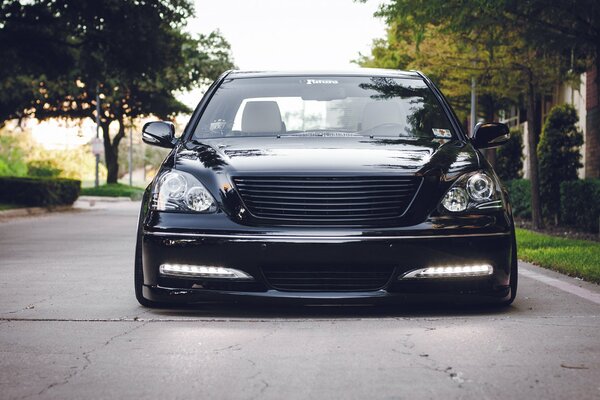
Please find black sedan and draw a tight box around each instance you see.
[135,69,517,307]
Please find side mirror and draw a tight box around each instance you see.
[471,122,510,149]
[142,121,176,148]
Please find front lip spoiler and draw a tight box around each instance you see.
[143,231,510,242]
[143,285,512,304]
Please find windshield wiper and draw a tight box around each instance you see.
[282,129,361,137]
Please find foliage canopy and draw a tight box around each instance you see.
[0,0,235,182]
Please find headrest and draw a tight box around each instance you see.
[241,101,283,133]
[361,101,403,131]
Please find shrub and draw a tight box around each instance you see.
[537,104,583,223]
[0,134,28,177]
[496,128,523,182]
[560,180,600,233]
[27,159,62,178]
[506,179,531,219]
[0,177,81,206]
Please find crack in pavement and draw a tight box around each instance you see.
[213,327,279,354]
[255,379,270,399]
[396,327,469,391]
[1,295,56,315]
[1,314,599,324]
[211,329,279,399]
[18,321,149,400]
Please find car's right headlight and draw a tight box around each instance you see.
[151,170,218,213]
[440,171,503,213]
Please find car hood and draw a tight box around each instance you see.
[175,136,480,176]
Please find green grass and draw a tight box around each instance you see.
[0,203,24,211]
[516,228,600,283]
[80,183,144,200]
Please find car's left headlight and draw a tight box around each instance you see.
[152,170,218,213]
[440,171,503,213]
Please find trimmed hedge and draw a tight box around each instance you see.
[506,178,600,233]
[560,180,600,233]
[0,177,81,207]
[506,179,531,219]
[27,160,62,178]
[537,104,583,221]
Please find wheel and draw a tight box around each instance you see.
[499,233,518,306]
[134,219,163,308]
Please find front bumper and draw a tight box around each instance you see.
[141,222,514,305]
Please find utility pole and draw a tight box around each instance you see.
[470,76,477,136]
[470,46,478,136]
[95,87,101,188]
[142,140,146,184]
[128,120,133,187]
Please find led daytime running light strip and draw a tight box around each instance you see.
[474,200,503,210]
[401,264,493,279]
[159,264,254,280]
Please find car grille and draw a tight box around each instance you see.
[232,176,422,226]
[262,265,395,291]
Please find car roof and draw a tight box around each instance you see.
[226,68,422,79]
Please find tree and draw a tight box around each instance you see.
[501,1,600,180]
[0,130,27,177]
[537,104,583,224]
[500,1,600,113]
[359,0,573,228]
[0,0,235,183]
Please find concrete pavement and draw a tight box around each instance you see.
[1,203,599,399]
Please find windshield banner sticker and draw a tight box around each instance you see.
[432,128,452,138]
[304,79,339,85]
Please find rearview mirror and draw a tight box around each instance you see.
[142,121,176,148]
[471,122,510,149]
[301,87,347,101]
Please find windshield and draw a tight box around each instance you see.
[192,75,455,140]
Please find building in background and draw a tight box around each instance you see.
[502,66,598,179]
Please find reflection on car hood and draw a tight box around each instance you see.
[176,136,479,175]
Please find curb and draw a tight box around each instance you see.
[0,205,74,219]
[77,195,132,203]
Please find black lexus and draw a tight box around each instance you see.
[135,69,517,307]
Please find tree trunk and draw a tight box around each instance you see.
[583,52,600,179]
[591,51,600,178]
[101,118,126,184]
[526,77,543,229]
[596,46,600,118]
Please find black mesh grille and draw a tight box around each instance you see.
[233,176,422,226]
[262,265,395,292]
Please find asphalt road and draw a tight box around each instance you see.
[1,202,599,400]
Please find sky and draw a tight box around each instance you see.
[188,0,387,70]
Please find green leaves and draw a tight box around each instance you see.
[0,0,235,123]
[537,104,584,222]
[0,0,235,183]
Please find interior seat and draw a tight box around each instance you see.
[241,101,284,134]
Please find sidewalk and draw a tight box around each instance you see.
[0,196,137,221]
[0,205,74,219]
